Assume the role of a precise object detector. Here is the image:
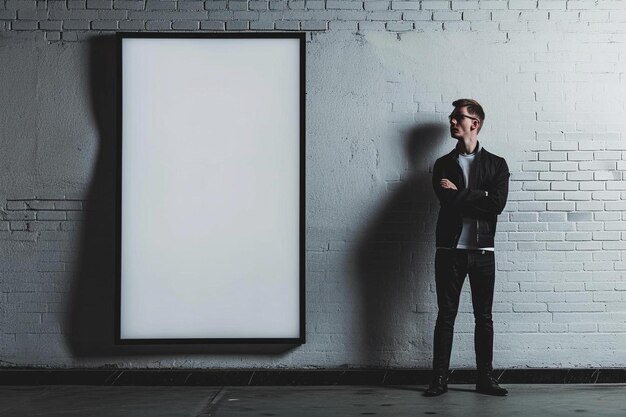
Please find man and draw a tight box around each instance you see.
[424,99,510,397]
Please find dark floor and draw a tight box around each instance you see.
[1,384,625,416]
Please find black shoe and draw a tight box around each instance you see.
[424,374,448,397]
[476,372,508,396]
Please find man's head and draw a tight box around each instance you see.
[449,99,485,141]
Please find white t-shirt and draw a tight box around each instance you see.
[456,152,478,249]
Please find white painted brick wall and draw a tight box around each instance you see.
[0,0,625,369]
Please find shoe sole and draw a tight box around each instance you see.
[423,388,448,397]
[475,388,507,396]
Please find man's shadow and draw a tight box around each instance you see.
[352,124,446,367]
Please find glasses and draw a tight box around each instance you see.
[448,113,479,122]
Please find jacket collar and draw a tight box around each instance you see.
[448,140,483,162]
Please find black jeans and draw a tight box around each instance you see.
[432,248,496,374]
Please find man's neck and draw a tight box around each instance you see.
[457,137,478,155]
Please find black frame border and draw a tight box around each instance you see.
[115,32,306,345]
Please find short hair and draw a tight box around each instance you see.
[452,98,485,133]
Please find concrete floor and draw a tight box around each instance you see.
[0,384,625,417]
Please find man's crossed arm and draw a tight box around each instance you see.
[432,159,510,218]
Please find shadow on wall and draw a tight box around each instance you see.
[65,36,293,358]
[65,35,118,358]
[352,124,445,367]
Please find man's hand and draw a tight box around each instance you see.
[440,179,458,190]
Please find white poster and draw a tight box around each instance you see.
[119,34,303,342]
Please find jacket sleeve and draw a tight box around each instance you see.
[432,158,486,212]
[462,158,510,217]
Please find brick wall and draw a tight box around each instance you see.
[1,1,625,41]
[1,0,625,368]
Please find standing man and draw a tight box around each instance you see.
[424,99,510,397]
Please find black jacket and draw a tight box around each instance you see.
[432,142,510,249]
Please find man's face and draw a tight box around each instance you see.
[449,106,479,140]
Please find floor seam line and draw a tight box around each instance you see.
[194,386,226,417]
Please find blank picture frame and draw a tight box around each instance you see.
[116,33,305,344]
